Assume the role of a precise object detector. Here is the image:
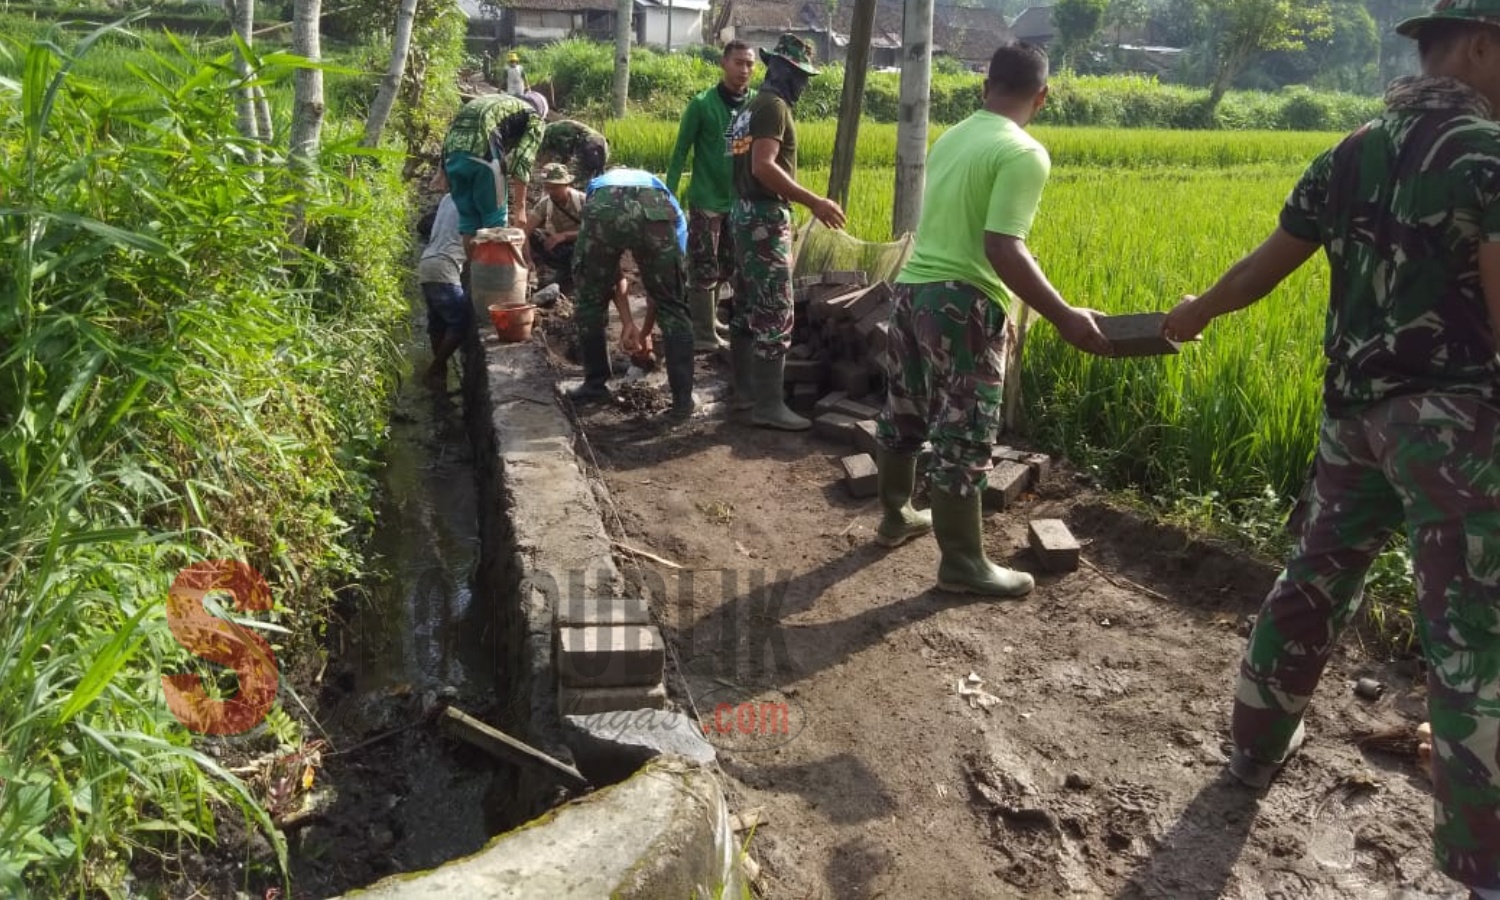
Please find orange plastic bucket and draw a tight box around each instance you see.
[489,304,537,342]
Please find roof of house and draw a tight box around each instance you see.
[730,0,828,29]
[637,0,711,10]
[1010,5,1054,40]
[934,4,1012,61]
[503,0,617,11]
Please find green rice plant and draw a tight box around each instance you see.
[0,15,416,895]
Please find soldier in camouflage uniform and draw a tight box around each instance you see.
[726,34,847,431]
[874,42,1112,597]
[567,167,694,420]
[538,119,610,187]
[1164,2,1500,893]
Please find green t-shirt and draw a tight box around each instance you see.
[729,90,796,204]
[897,110,1051,310]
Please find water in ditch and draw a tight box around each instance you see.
[286,305,507,897]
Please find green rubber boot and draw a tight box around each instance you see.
[729,331,755,412]
[929,487,1034,597]
[875,449,932,548]
[690,287,727,353]
[750,355,811,431]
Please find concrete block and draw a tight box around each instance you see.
[841,453,878,498]
[784,358,824,385]
[557,681,668,717]
[814,390,849,417]
[829,397,881,420]
[994,446,1053,485]
[843,281,893,323]
[830,360,871,398]
[556,595,650,629]
[982,460,1031,511]
[813,412,861,444]
[563,709,715,770]
[557,625,665,688]
[1029,519,1081,573]
[808,286,870,323]
[852,419,881,456]
[1098,312,1182,357]
[788,343,813,361]
[824,270,869,286]
[789,381,820,411]
[794,275,824,291]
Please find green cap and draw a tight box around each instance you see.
[760,33,820,75]
[1396,0,1500,37]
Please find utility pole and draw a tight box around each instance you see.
[892,0,932,236]
[828,0,877,210]
[613,0,632,118]
[667,0,673,52]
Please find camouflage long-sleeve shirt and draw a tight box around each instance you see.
[1281,75,1500,417]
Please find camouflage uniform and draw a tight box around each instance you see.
[538,119,609,186]
[1233,75,1500,889]
[728,89,801,359]
[572,171,690,340]
[875,282,1008,496]
[687,209,736,294]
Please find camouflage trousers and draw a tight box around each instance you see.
[687,208,735,292]
[874,281,1009,497]
[1234,394,1500,890]
[728,199,794,359]
[571,185,689,337]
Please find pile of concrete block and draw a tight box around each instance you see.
[781,271,896,412]
[556,596,667,716]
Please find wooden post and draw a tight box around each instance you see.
[612,0,633,118]
[667,0,673,52]
[892,0,933,236]
[828,0,877,210]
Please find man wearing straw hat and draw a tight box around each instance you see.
[503,51,527,97]
[1164,1,1500,893]
[726,33,847,431]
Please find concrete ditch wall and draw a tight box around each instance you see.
[335,326,738,898]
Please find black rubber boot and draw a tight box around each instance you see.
[567,328,612,405]
[663,332,695,421]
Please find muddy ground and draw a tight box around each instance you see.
[551,316,1458,899]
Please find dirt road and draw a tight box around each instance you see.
[567,357,1458,900]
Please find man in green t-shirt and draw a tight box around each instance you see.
[874,42,1111,598]
[1163,2,1500,889]
[667,41,756,352]
[725,33,847,431]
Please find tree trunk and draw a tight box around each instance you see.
[225,0,261,165]
[828,0,876,209]
[253,86,274,145]
[612,0,632,118]
[362,0,420,148]
[289,0,325,172]
[892,0,933,236]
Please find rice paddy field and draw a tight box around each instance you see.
[606,120,1343,526]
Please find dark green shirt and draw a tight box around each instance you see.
[1280,76,1500,416]
[729,90,796,204]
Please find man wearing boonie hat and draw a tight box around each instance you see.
[1164,2,1500,894]
[525,162,586,291]
[440,91,546,244]
[725,33,847,431]
[504,51,527,97]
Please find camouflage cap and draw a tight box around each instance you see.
[759,33,820,75]
[1397,0,1500,37]
[540,162,573,184]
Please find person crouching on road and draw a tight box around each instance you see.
[566,168,694,421]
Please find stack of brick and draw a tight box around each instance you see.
[780,271,897,412]
[555,596,667,716]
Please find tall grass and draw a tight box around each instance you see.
[601,117,1342,177]
[1,17,411,895]
[521,38,1383,130]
